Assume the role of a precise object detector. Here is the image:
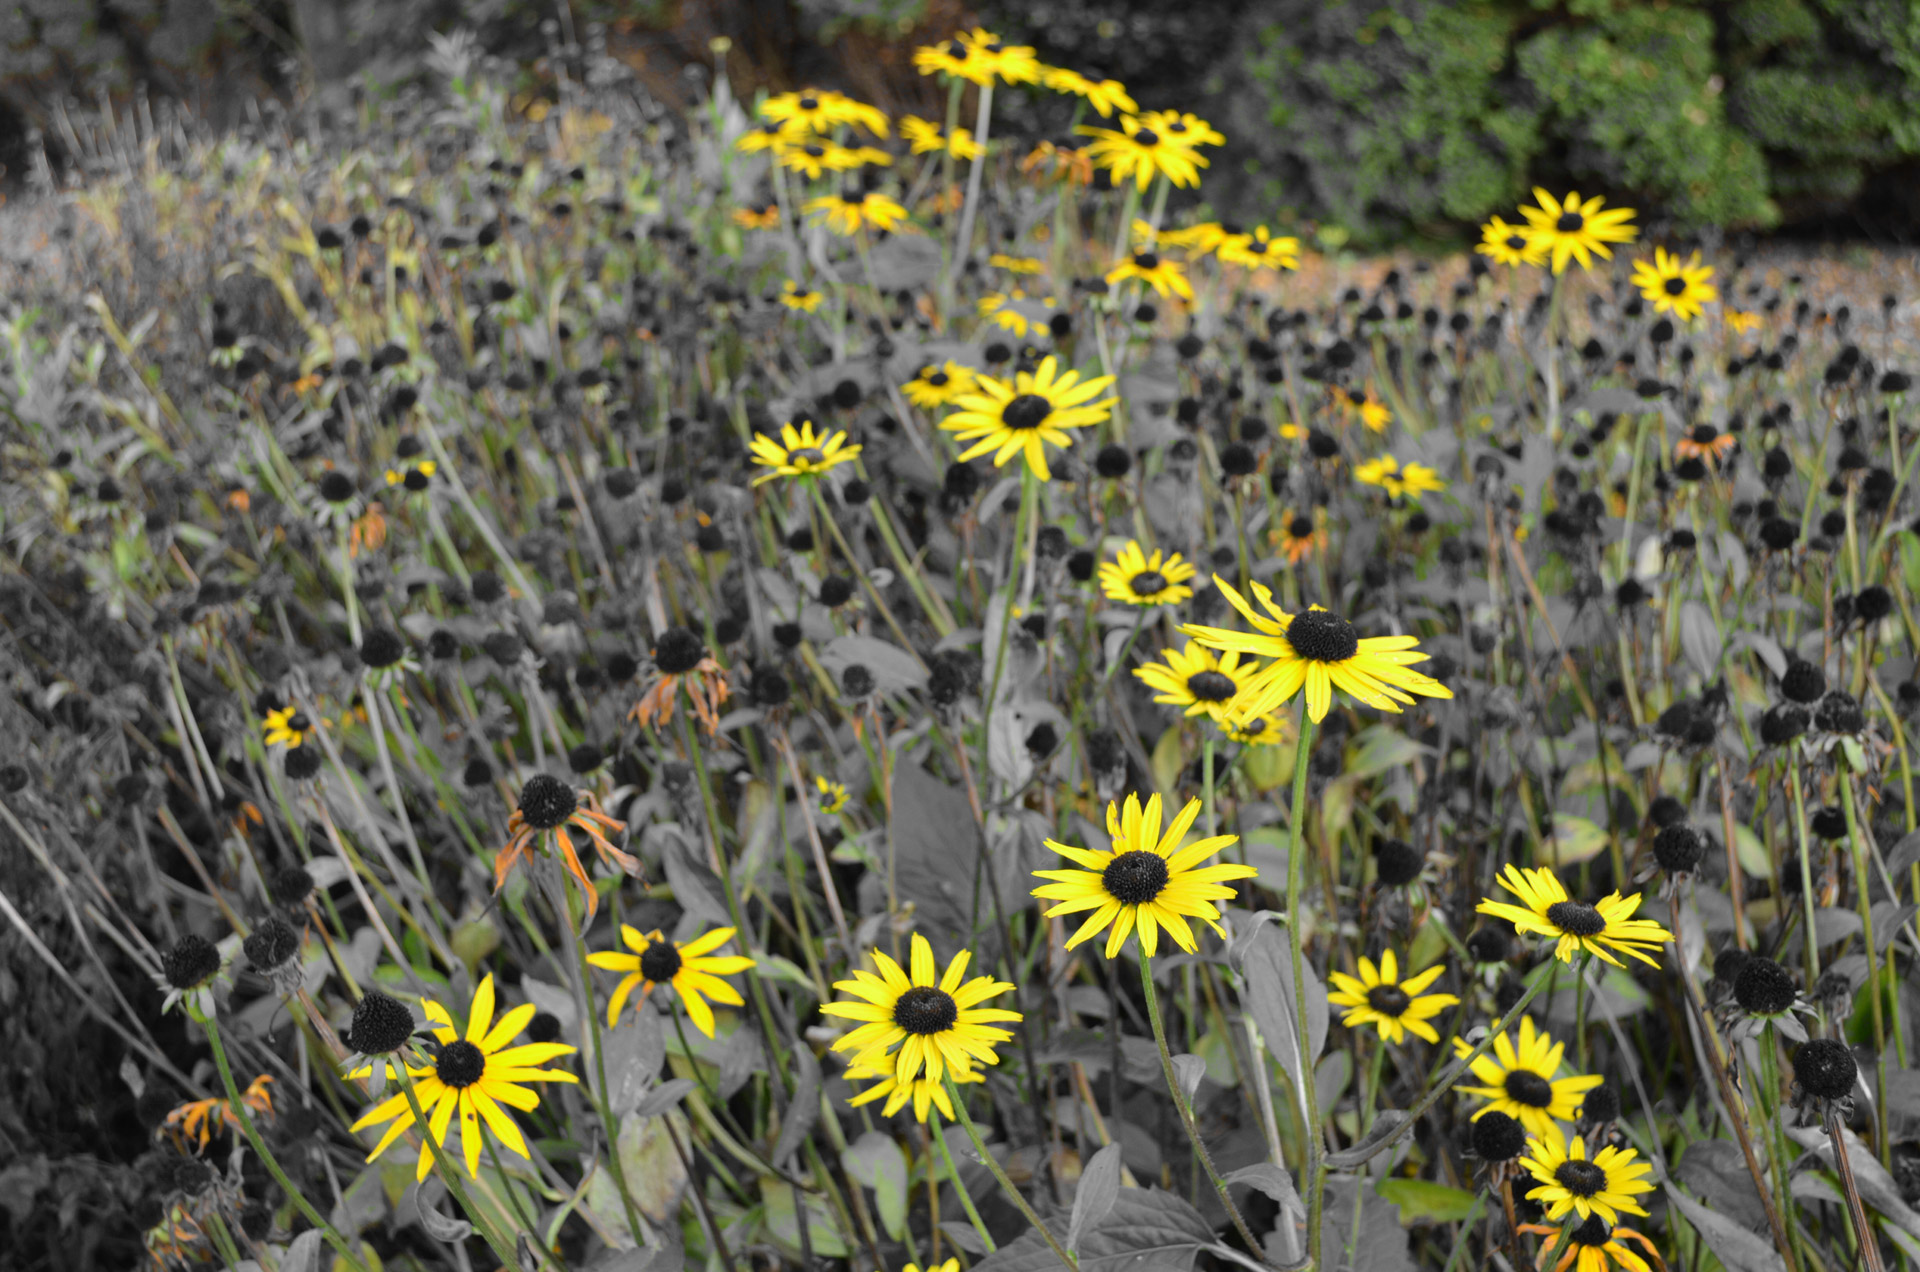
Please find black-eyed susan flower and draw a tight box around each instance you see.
[1518,1214,1664,1272]
[805,190,910,236]
[776,138,886,179]
[978,290,1057,337]
[749,418,862,485]
[1217,225,1300,271]
[1454,1016,1602,1138]
[1520,188,1637,275]
[384,459,436,492]
[630,625,732,735]
[988,252,1044,275]
[160,1075,276,1154]
[1032,792,1256,959]
[1078,115,1207,189]
[778,280,825,313]
[1222,714,1289,747]
[760,88,889,139]
[1674,422,1736,466]
[903,360,975,409]
[1182,586,1452,724]
[732,203,782,230]
[899,115,982,160]
[1476,865,1673,968]
[1020,138,1095,186]
[939,354,1116,482]
[1476,215,1545,268]
[156,934,227,1017]
[1339,386,1391,432]
[1138,109,1225,149]
[1273,510,1327,564]
[1326,950,1459,1045]
[912,28,1040,87]
[1042,67,1137,117]
[262,705,314,751]
[349,975,578,1180]
[822,934,1022,1084]
[493,775,637,923]
[814,775,850,814]
[1631,248,1717,322]
[735,120,808,155]
[1725,309,1761,334]
[844,1057,982,1123]
[1099,540,1197,606]
[1106,250,1192,300]
[588,925,756,1037]
[1134,641,1257,727]
[1520,1126,1655,1227]
[1353,454,1446,499]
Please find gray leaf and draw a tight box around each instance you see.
[771,1046,821,1170]
[278,1230,326,1272]
[1786,1123,1920,1238]
[1068,1143,1125,1254]
[1664,1184,1787,1272]
[1679,601,1723,680]
[604,1010,666,1117]
[1322,1111,1410,1170]
[635,1078,698,1119]
[973,1187,1211,1272]
[661,833,732,927]
[1227,1163,1305,1265]
[1170,1054,1208,1103]
[865,236,943,290]
[820,634,927,692]
[415,1179,475,1244]
[1232,913,1328,1099]
[1314,1176,1414,1272]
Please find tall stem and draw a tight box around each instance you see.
[949,83,995,310]
[392,1063,522,1267]
[943,1074,1077,1270]
[928,1109,997,1253]
[1285,706,1326,1269]
[1826,1102,1889,1272]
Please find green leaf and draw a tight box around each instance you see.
[1540,814,1609,867]
[1374,1178,1476,1223]
[973,1187,1210,1272]
[842,1132,909,1241]
[761,1178,851,1257]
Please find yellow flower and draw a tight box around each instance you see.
[263,705,314,750]
[1453,1015,1602,1139]
[777,280,825,313]
[1273,509,1327,564]
[822,934,1022,1083]
[1520,1125,1655,1227]
[1630,247,1717,322]
[587,925,756,1037]
[1181,587,1452,724]
[348,976,578,1180]
[939,355,1116,482]
[1217,226,1301,271]
[1078,115,1207,189]
[1136,109,1225,149]
[1098,540,1198,607]
[1353,454,1445,500]
[760,88,888,139]
[903,360,976,409]
[1221,714,1289,747]
[749,419,862,485]
[735,119,809,155]
[1340,386,1391,432]
[805,191,910,236]
[1041,67,1137,117]
[1476,865,1673,969]
[1476,215,1545,268]
[1032,793,1256,959]
[776,138,888,180]
[845,1059,982,1123]
[1326,950,1458,1045]
[1106,250,1192,300]
[1725,309,1761,334]
[1519,1216,1664,1272]
[899,115,983,161]
[913,28,1041,87]
[1134,642,1258,728]
[978,290,1057,336]
[815,775,850,814]
[732,204,782,230]
[1520,188,1637,275]
[989,253,1044,274]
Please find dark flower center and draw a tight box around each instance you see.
[518,774,578,830]
[164,934,222,990]
[1545,900,1608,938]
[1505,234,1527,251]
[1285,609,1360,662]
[1366,984,1412,1016]
[804,145,824,158]
[436,1039,487,1088]
[1691,424,1718,443]
[1569,1214,1613,1247]
[1002,393,1053,430]
[1554,1160,1609,1198]
[893,985,959,1035]
[1186,670,1238,701]
[1103,849,1171,904]
[1134,252,1159,269]
[790,447,826,465]
[318,472,356,503]
[948,40,968,57]
[1664,277,1688,296]
[1129,570,1169,596]
[654,626,707,675]
[929,371,949,386]
[1289,516,1314,538]
[288,713,310,732]
[1133,128,1160,146]
[799,96,819,111]
[1504,1069,1555,1107]
[1555,212,1584,233]
[640,940,683,984]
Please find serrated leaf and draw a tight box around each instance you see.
[1068,1142,1124,1254]
[973,1187,1211,1272]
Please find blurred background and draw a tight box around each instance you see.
[3,0,1919,247]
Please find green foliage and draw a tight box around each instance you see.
[1241,0,1920,243]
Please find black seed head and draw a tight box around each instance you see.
[653,626,707,675]
[1095,444,1132,478]
[317,471,356,503]
[1759,517,1799,552]
[1365,983,1411,1016]
[359,628,406,669]
[436,1038,487,1088]
[819,576,855,607]
[1373,838,1424,887]
[518,774,577,830]
[1002,394,1052,430]
[348,989,416,1054]
[1794,1038,1858,1100]
[1554,1159,1607,1197]
[163,935,222,990]
[1568,1214,1612,1247]
[1646,796,1686,828]
[1503,1069,1555,1108]
[1185,670,1237,702]
[1759,703,1809,747]
[751,667,791,707]
[1471,1110,1526,1161]
[1128,569,1169,596]
[1103,850,1171,904]
[1780,659,1826,704]
[1285,609,1359,662]
[1546,900,1608,938]
[841,664,876,698]
[1581,1084,1619,1125]
[1733,956,1798,1016]
[567,744,604,774]
[244,916,300,970]
[892,985,959,1035]
[527,1011,561,1044]
[1466,928,1508,965]
[271,865,314,906]
[1653,824,1704,874]
[1810,805,1849,841]
[640,939,683,984]
[1815,691,1864,735]
[284,747,323,781]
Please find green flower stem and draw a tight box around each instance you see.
[1284,706,1328,1270]
[203,1208,247,1269]
[560,888,653,1245]
[1139,952,1270,1263]
[1838,765,1897,1157]
[1439,1188,1487,1272]
[928,1108,997,1254]
[197,1008,370,1272]
[391,1063,521,1267]
[1786,752,1821,980]
[809,481,924,659]
[943,1073,1077,1270]
[1754,1025,1802,1270]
